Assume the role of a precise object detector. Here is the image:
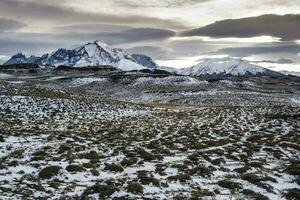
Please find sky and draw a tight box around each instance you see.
[0,0,300,71]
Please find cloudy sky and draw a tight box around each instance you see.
[0,0,300,71]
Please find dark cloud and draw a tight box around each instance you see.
[117,28,176,42]
[113,0,211,8]
[253,58,295,64]
[0,28,175,58]
[167,39,226,58]
[52,24,133,33]
[57,28,176,45]
[126,39,226,61]
[277,58,294,64]
[0,17,25,32]
[0,0,187,29]
[126,46,172,60]
[181,14,300,41]
[0,39,61,56]
[210,43,300,57]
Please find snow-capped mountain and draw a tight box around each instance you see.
[4,41,158,71]
[131,54,159,69]
[279,70,300,77]
[171,57,283,77]
[4,53,39,65]
[4,46,284,77]
[157,66,179,73]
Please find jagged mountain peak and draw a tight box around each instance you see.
[4,41,158,71]
[80,40,119,54]
[12,52,26,57]
[4,45,283,77]
[93,40,109,47]
[80,40,110,50]
[77,40,118,59]
[4,53,39,65]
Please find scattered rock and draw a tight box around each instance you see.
[104,163,124,172]
[217,180,242,191]
[82,183,118,198]
[39,166,62,179]
[127,182,143,194]
[66,164,86,173]
[283,188,300,200]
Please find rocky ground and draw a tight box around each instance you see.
[0,69,299,199]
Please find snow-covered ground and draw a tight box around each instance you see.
[0,73,14,79]
[68,78,108,87]
[0,72,299,199]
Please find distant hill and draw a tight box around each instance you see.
[161,57,284,77]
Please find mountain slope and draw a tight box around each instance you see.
[177,58,283,77]
[280,70,300,77]
[4,41,158,71]
[157,66,179,73]
[4,53,39,65]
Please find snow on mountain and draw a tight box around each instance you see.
[4,41,158,71]
[4,53,27,65]
[279,70,300,77]
[174,57,283,77]
[3,46,285,77]
[131,54,158,69]
[4,53,39,65]
[156,66,179,73]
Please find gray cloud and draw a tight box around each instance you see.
[56,28,176,45]
[0,0,187,29]
[253,58,295,64]
[181,14,300,41]
[52,24,133,33]
[0,0,300,70]
[0,17,25,32]
[126,46,173,60]
[0,28,175,58]
[112,0,211,8]
[210,43,300,57]
[0,39,62,56]
[117,28,175,42]
[277,58,294,64]
[125,39,226,61]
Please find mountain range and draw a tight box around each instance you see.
[4,41,283,77]
[4,41,158,71]
[161,57,283,77]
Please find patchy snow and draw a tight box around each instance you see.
[45,76,68,81]
[6,80,24,84]
[69,77,107,86]
[0,72,299,199]
[0,73,14,79]
[134,76,208,86]
[290,96,300,105]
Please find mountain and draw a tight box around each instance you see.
[157,66,179,74]
[4,41,158,71]
[4,53,39,65]
[279,70,300,77]
[4,46,285,77]
[131,54,158,69]
[170,57,283,77]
